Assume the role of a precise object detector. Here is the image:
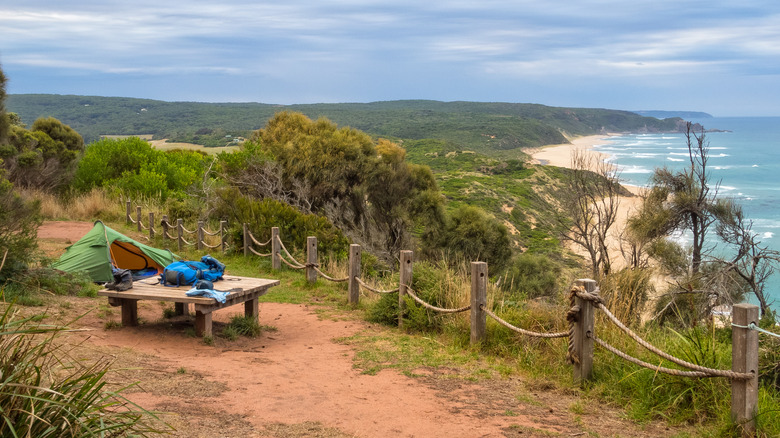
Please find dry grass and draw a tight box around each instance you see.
[149,139,239,155]
[23,188,125,222]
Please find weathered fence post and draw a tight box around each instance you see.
[220,220,227,253]
[271,227,281,270]
[197,220,204,251]
[348,244,361,305]
[136,206,142,232]
[573,278,597,385]
[162,215,169,246]
[398,250,413,328]
[177,219,184,252]
[243,223,249,257]
[470,261,488,345]
[306,236,318,283]
[731,303,759,437]
[126,200,132,224]
[148,212,155,240]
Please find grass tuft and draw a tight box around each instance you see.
[0,303,167,436]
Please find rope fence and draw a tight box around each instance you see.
[405,286,469,313]
[356,277,399,295]
[569,286,752,380]
[481,305,567,338]
[734,322,780,340]
[125,200,227,253]
[200,220,764,434]
[313,266,349,283]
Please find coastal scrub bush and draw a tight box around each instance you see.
[0,172,41,280]
[73,137,207,200]
[223,112,446,266]
[499,252,563,300]
[2,117,84,191]
[427,205,512,272]
[599,268,652,326]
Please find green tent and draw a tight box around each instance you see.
[52,220,177,282]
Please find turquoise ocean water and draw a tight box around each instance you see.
[591,117,780,312]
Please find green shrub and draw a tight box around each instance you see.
[73,137,207,200]
[366,293,401,326]
[0,176,41,280]
[367,261,465,332]
[427,205,512,272]
[2,118,83,191]
[166,197,201,222]
[499,252,563,300]
[599,268,652,326]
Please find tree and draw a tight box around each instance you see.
[229,112,445,265]
[632,122,777,322]
[715,201,779,317]
[0,67,9,145]
[2,117,84,191]
[557,148,621,279]
[0,65,40,277]
[642,123,722,275]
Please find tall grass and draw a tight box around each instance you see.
[0,304,167,436]
[348,255,780,435]
[1,268,99,307]
[23,188,126,222]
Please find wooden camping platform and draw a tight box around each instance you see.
[98,275,279,337]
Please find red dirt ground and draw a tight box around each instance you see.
[36,221,683,438]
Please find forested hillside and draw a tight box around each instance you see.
[7,95,684,153]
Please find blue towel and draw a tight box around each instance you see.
[185,288,230,303]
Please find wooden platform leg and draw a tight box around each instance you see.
[244,297,259,322]
[121,299,139,326]
[195,310,212,337]
[175,302,189,316]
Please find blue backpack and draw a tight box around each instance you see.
[161,255,225,287]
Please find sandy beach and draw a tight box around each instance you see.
[527,134,613,167]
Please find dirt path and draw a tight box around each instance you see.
[38,222,678,437]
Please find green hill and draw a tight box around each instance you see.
[7,95,684,153]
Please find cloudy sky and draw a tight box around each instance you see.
[2,1,779,115]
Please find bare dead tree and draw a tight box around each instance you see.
[557,148,621,278]
[715,201,779,317]
[224,159,313,214]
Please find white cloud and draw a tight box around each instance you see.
[2,0,780,113]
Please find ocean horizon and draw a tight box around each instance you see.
[592,116,780,313]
